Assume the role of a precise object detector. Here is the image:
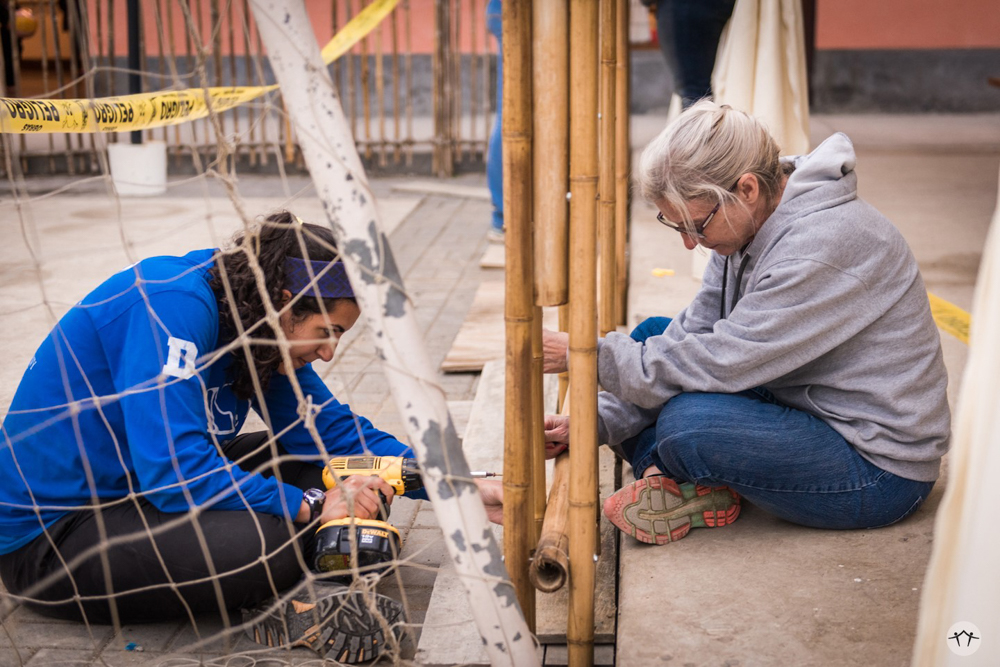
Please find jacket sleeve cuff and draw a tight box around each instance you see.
[268,482,305,520]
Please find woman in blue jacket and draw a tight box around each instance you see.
[0,212,499,662]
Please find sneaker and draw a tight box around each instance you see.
[242,580,405,663]
[603,476,741,545]
[487,227,505,244]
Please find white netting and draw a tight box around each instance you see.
[0,1,512,665]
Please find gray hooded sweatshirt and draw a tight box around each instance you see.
[596,133,950,482]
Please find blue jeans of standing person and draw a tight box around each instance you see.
[486,0,504,233]
[617,317,935,530]
[655,0,736,108]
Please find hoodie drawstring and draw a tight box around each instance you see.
[720,252,752,320]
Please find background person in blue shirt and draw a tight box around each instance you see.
[0,212,502,662]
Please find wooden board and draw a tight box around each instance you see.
[441,281,559,373]
[416,362,616,665]
[392,180,491,201]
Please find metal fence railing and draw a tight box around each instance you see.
[0,0,496,177]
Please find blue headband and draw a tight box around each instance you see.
[283,257,355,299]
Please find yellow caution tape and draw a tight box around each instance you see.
[0,0,399,134]
[928,292,970,345]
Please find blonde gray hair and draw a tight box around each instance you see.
[636,100,785,226]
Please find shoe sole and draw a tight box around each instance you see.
[603,476,740,545]
[244,587,405,664]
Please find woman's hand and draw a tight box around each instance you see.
[318,475,396,525]
[543,414,570,459]
[475,479,504,525]
[542,329,570,374]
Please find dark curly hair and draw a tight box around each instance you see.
[209,211,357,400]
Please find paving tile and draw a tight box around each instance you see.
[103,623,182,654]
[0,648,36,667]
[0,619,113,651]
[22,649,92,666]
[164,614,251,655]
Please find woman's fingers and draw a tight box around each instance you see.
[335,475,397,519]
[475,479,504,525]
[544,442,568,459]
[543,414,570,444]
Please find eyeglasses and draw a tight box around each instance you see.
[656,202,721,240]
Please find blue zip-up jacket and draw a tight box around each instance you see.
[0,249,415,555]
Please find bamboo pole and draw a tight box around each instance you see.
[598,0,617,336]
[532,308,546,544]
[530,451,570,593]
[501,0,536,633]
[615,0,631,326]
[247,3,538,664]
[532,0,569,307]
[558,304,569,409]
[568,0,600,664]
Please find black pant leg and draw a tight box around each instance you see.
[0,431,327,624]
[0,497,313,624]
[222,431,326,492]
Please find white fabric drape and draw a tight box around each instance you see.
[912,171,1000,665]
[712,0,810,155]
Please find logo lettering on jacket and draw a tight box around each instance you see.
[162,337,198,380]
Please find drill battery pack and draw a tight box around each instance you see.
[313,518,402,576]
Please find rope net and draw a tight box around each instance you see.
[0,1,499,665]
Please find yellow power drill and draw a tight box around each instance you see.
[312,456,498,575]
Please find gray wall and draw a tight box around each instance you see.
[630,48,1000,114]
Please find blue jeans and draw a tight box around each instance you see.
[618,317,935,530]
[655,0,736,108]
[486,0,504,232]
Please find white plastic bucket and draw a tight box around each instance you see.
[107,140,167,196]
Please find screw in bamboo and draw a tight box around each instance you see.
[531,0,570,308]
[501,0,536,633]
[568,0,601,664]
[530,450,570,593]
[247,2,539,663]
[598,0,617,337]
[615,0,631,326]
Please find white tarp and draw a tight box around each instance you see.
[912,171,1000,666]
[712,0,810,155]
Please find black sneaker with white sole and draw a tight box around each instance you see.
[242,581,405,664]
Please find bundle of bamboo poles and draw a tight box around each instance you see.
[501,0,631,664]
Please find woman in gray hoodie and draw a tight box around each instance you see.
[543,101,950,545]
